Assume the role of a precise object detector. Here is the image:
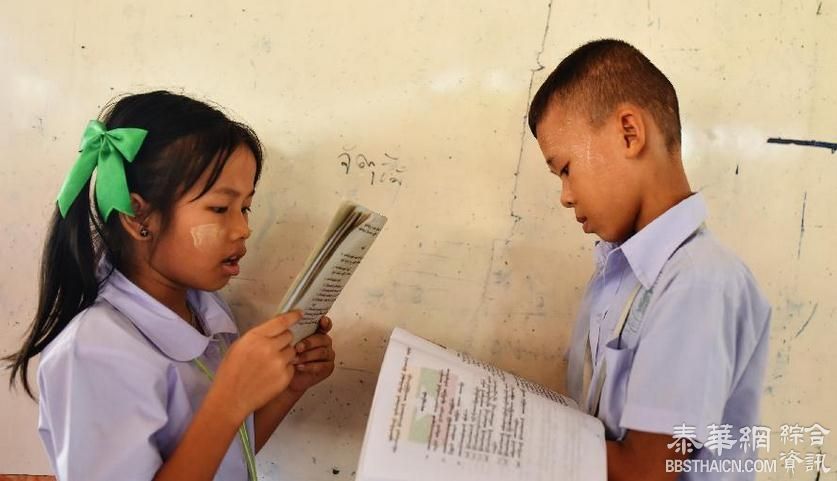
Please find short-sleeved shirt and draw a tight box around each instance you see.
[37,261,254,481]
[565,193,771,480]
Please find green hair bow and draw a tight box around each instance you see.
[56,120,148,221]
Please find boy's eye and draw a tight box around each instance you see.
[242,206,252,214]
[210,207,228,214]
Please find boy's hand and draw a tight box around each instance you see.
[288,316,336,394]
[607,430,690,481]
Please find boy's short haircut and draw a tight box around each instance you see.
[528,39,682,153]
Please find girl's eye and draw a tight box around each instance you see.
[210,207,228,214]
[242,206,252,214]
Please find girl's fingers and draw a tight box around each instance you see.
[295,333,333,353]
[294,346,335,364]
[295,360,335,373]
[275,330,295,350]
[279,345,298,364]
[256,311,301,337]
[317,316,333,333]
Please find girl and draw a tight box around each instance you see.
[4,91,336,481]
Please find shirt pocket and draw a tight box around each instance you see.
[599,337,636,441]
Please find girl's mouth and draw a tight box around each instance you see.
[221,254,242,276]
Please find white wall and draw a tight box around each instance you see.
[1,1,835,479]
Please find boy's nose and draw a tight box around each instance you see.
[560,186,575,208]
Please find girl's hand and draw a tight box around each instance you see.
[211,311,300,422]
[288,316,335,394]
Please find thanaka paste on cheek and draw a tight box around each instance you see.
[584,136,592,165]
[190,223,227,250]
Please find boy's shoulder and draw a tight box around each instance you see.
[656,226,770,313]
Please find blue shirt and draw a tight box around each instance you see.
[37,261,254,481]
[566,193,771,480]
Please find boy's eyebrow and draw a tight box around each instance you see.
[210,187,256,198]
[546,156,562,170]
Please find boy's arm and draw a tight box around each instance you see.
[606,430,689,481]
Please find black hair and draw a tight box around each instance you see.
[528,39,681,153]
[4,90,264,398]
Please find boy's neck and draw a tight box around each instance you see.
[632,158,693,233]
[634,188,693,233]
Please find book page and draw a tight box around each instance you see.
[278,203,387,342]
[356,328,605,481]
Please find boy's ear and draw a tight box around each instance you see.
[616,105,646,158]
[119,193,158,241]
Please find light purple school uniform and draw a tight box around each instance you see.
[37,260,254,481]
[566,193,771,481]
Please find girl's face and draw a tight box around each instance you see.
[148,145,256,292]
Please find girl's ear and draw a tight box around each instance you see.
[119,193,158,241]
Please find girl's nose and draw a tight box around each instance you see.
[230,213,251,240]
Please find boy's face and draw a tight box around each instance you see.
[535,101,642,243]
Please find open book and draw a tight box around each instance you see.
[277,201,387,342]
[356,328,606,481]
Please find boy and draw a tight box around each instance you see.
[528,39,771,480]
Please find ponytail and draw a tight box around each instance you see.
[4,179,108,398]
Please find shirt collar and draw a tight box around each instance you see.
[97,259,238,362]
[593,239,619,269]
[592,192,707,290]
